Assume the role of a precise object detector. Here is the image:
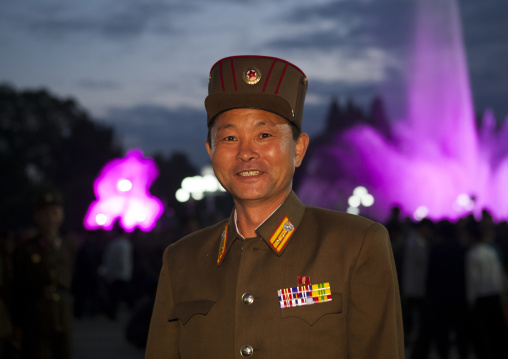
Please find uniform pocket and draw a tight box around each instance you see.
[169,300,215,325]
[280,293,342,326]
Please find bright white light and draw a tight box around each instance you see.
[191,192,204,200]
[457,193,470,206]
[178,172,226,202]
[117,179,132,192]
[136,211,147,222]
[455,193,474,211]
[347,206,360,215]
[348,196,361,208]
[176,189,190,203]
[201,165,215,176]
[182,176,202,192]
[96,213,107,225]
[353,186,368,198]
[414,206,429,221]
[203,174,219,192]
[361,193,375,207]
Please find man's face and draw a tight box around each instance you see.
[206,108,308,206]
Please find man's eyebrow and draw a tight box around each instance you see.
[216,123,236,132]
[216,120,277,132]
[255,121,269,127]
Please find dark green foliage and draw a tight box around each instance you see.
[0,84,122,231]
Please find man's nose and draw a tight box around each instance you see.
[236,140,259,161]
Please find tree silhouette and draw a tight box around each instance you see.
[0,84,122,231]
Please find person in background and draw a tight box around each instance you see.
[0,229,20,358]
[72,231,102,319]
[11,190,76,359]
[401,218,433,359]
[100,222,133,320]
[426,220,469,359]
[465,220,507,358]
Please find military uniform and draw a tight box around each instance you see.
[146,55,404,358]
[146,192,403,358]
[12,234,75,359]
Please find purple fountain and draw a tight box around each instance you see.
[297,0,508,222]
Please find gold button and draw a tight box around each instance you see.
[241,293,254,305]
[240,345,253,357]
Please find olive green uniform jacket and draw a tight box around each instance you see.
[12,235,76,358]
[146,192,404,358]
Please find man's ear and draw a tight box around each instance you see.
[295,133,309,167]
[206,139,213,159]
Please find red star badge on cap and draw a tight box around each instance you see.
[247,70,257,79]
[243,67,262,85]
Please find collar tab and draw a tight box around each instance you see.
[216,224,228,266]
[256,191,305,256]
[268,216,295,254]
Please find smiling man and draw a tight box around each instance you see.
[145,55,404,358]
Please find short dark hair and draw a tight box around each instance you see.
[206,117,302,146]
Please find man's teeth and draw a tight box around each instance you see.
[239,171,261,177]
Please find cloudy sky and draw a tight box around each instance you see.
[1,0,507,167]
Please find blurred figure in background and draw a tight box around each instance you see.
[72,231,102,319]
[11,190,76,359]
[0,230,19,358]
[465,220,507,358]
[384,206,406,296]
[402,218,434,359]
[426,220,469,359]
[100,222,133,320]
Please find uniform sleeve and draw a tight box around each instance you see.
[145,246,179,359]
[348,222,404,358]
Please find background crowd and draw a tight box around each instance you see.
[0,189,198,359]
[387,207,508,358]
[1,190,507,358]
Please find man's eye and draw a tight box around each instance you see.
[260,133,272,138]
[223,136,235,141]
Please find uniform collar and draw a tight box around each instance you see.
[217,191,305,265]
[256,191,305,255]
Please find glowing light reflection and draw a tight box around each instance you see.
[176,171,225,203]
[117,179,133,192]
[83,149,163,232]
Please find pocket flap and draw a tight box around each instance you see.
[280,293,342,326]
[169,300,215,325]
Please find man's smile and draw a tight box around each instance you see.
[238,170,262,177]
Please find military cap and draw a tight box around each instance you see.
[35,189,63,210]
[205,55,308,131]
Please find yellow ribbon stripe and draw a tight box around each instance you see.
[311,282,331,302]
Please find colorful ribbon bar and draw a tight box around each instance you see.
[278,282,332,309]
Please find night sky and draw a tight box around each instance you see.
[1,0,506,167]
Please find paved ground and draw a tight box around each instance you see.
[73,310,145,359]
